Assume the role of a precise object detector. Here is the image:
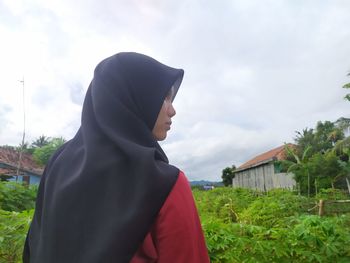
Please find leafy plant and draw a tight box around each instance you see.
[0,182,37,212]
[33,137,66,165]
[195,187,350,262]
[0,209,33,263]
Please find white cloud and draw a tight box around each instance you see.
[0,0,349,181]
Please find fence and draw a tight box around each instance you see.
[308,199,350,216]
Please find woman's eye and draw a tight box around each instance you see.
[165,95,172,101]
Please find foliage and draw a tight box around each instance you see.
[343,72,350,101]
[16,142,34,155]
[0,182,38,212]
[294,121,344,157]
[193,187,258,223]
[0,180,350,262]
[283,143,312,196]
[308,151,346,190]
[33,137,66,165]
[316,188,349,200]
[284,133,349,196]
[294,128,317,156]
[221,166,236,186]
[31,135,50,149]
[0,181,36,263]
[0,209,33,263]
[195,187,350,262]
[239,189,307,228]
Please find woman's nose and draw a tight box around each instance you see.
[168,103,176,117]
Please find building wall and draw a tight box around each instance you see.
[1,162,41,184]
[6,174,41,184]
[233,163,296,191]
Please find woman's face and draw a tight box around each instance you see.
[152,88,176,141]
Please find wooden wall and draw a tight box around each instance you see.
[232,163,295,191]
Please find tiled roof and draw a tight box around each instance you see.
[0,146,44,176]
[237,143,295,171]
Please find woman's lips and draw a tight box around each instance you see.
[165,122,172,129]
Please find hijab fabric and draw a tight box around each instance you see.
[24,52,184,263]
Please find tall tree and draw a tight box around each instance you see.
[335,117,350,134]
[33,137,66,166]
[294,128,315,155]
[343,72,350,101]
[315,121,344,151]
[307,151,345,190]
[338,148,350,194]
[294,121,344,156]
[221,165,236,186]
[31,135,50,148]
[283,144,312,197]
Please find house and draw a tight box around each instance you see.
[0,146,44,184]
[203,185,215,191]
[232,144,296,191]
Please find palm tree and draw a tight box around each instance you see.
[31,135,50,148]
[343,72,350,101]
[337,148,350,195]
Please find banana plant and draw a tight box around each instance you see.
[337,148,350,195]
[283,143,312,197]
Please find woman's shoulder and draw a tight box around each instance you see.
[176,170,190,186]
[167,170,193,199]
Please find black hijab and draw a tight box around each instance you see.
[24,52,184,263]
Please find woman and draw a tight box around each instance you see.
[23,52,210,263]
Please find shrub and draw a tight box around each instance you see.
[316,188,349,200]
[0,182,37,212]
[0,209,33,263]
[239,190,307,228]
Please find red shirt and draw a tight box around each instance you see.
[130,171,210,263]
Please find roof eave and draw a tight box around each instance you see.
[235,157,277,173]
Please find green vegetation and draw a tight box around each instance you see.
[343,72,350,101]
[0,183,37,212]
[194,187,350,263]
[32,137,66,165]
[280,119,350,197]
[0,173,349,262]
[0,182,36,262]
[221,166,236,186]
[0,210,33,263]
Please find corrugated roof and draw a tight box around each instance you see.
[0,146,44,176]
[237,143,295,172]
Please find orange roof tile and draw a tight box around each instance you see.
[0,146,44,176]
[237,143,295,171]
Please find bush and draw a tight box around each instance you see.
[316,188,349,200]
[0,182,37,212]
[239,189,308,228]
[0,209,33,263]
[193,187,259,223]
[195,187,350,262]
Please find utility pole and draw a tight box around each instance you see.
[16,77,26,181]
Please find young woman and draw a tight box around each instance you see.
[23,52,210,263]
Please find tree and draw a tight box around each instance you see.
[307,151,345,190]
[283,144,312,197]
[335,117,350,134]
[294,128,315,155]
[294,121,344,156]
[315,121,344,151]
[33,137,66,166]
[221,165,236,186]
[343,72,350,101]
[338,148,350,194]
[31,135,50,148]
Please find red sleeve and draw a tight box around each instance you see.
[131,171,210,263]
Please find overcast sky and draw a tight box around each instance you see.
[0,0,349,181]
